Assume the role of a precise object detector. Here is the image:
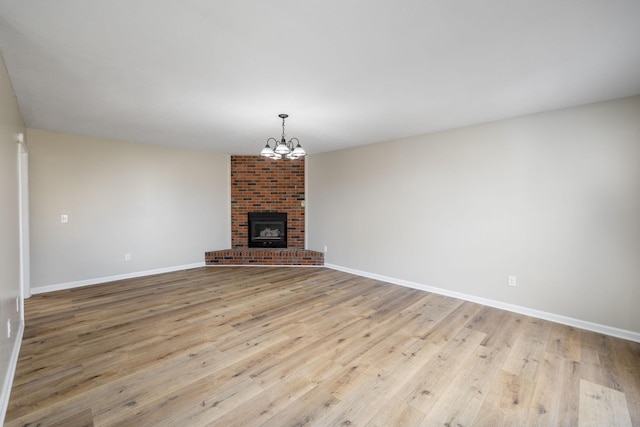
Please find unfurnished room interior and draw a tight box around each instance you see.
[1,2,639,426]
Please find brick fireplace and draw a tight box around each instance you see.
[205,156,324,266]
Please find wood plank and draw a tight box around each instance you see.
[421,341,509,426]
[526,352,581,426]
[366,397,426,426]
[579,379,632,427]
[608,337,640,426]
[311,337,429,426]
[502,317,551,381]
[399,327,487,413]
[473,369,537,426]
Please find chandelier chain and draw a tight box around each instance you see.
[282,116,286,140]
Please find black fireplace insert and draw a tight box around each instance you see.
[248,212,287,248]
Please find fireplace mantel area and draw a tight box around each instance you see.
[205,156,324,266]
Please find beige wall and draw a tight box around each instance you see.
[308,96,640,334]
[0,52,26,422]
[28,130,230,289]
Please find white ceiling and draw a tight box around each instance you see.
[1,1,639,155]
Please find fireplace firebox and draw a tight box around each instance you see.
[248,212,287,248]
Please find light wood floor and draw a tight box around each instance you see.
[6,267,640,426]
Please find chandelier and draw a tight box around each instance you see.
[260,113,306,159]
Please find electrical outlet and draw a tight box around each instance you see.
[16,297,20,312]
[124,253,132,261]
[508,276,517,287]
[324,246,328,253]
[7,319,11,338]
[60,214,69,223]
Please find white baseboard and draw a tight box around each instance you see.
[326,263,640,343]
[30,262,205,295]
[1,319,24,426]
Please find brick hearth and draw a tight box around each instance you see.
[205,155,324,266]
[205,249,324,266]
